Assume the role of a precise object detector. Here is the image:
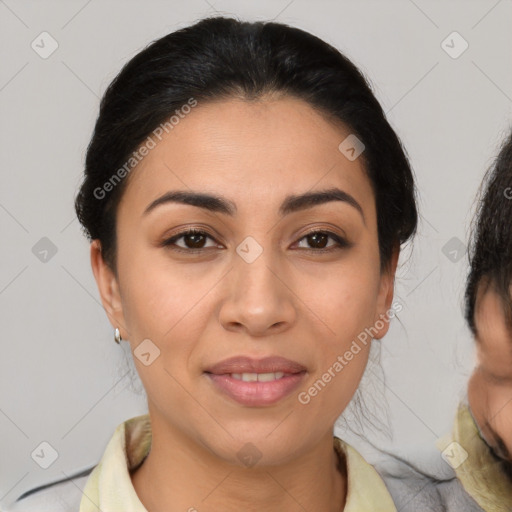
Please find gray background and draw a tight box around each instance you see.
[1,0,511,506]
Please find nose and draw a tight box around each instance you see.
[218,247,297,338]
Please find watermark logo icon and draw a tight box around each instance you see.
[442,441,468,469]
[441,31,469,59]
[31,32,59,59]
[31,441,59,469]
[338,134,365,161]
[442,236,466,263]
[134,338,161,366]
[32,237,58,263]
[237,442,263,467]
[236,236,263,264]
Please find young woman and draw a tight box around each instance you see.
[78,16,416,511]
[451,129,512,511]
[5,15,487,512]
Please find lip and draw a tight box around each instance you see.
[206,355,307,375]
[205,356,307,406]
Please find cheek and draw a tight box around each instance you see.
[119,252,211,411]
[488,386,512,449]
[118,244,218,340]
[298,339,371,426]
[309,261,381,343]
[118,246,234,399]
[296,266,379,418]
[468,372,489,421]
[469,372,512,456]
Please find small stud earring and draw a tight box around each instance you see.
[114,327,122,344]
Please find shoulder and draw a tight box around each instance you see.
[373,448,485,512]
[2,468,94,512]
[334,432,485,512]
[452,401,512,511]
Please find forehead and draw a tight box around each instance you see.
[120,96,375,219]
[475,287,512,360]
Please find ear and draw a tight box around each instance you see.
[372,243,400,340]
[90,240,129,340]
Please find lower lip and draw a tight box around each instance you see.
[206,372,306,406]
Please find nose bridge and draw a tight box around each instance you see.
[234,235,283,307]
[219,234,296,334]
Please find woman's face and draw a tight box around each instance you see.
[92,96,396,466]
[468,285,512,464]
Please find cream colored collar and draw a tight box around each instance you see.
[450,402,512,512]
[79,414,396,512]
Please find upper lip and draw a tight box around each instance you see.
[205,356,307,375]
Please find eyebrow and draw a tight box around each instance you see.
[143,187,365,222]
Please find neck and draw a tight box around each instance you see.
[130,414,347,512]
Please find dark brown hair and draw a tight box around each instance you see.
[74,15,418,273]
[465,128,512,334]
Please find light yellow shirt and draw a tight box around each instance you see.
[78,413,397,512]
[451,402,512,512]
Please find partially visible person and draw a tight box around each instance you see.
[371,132,512,512]
[452,128,512,511]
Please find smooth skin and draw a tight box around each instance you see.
[468,284,512,468]
[90,95,398,512]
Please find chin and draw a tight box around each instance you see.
[202,428,306,468]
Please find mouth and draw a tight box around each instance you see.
[204,356,307,406]
[230,371,287,382]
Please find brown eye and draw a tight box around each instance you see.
[295,230,350,251]
[305,232,329,249]
[161,228,350,254]
[162,229,219,251]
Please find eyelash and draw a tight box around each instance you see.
[161,228,350,254]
